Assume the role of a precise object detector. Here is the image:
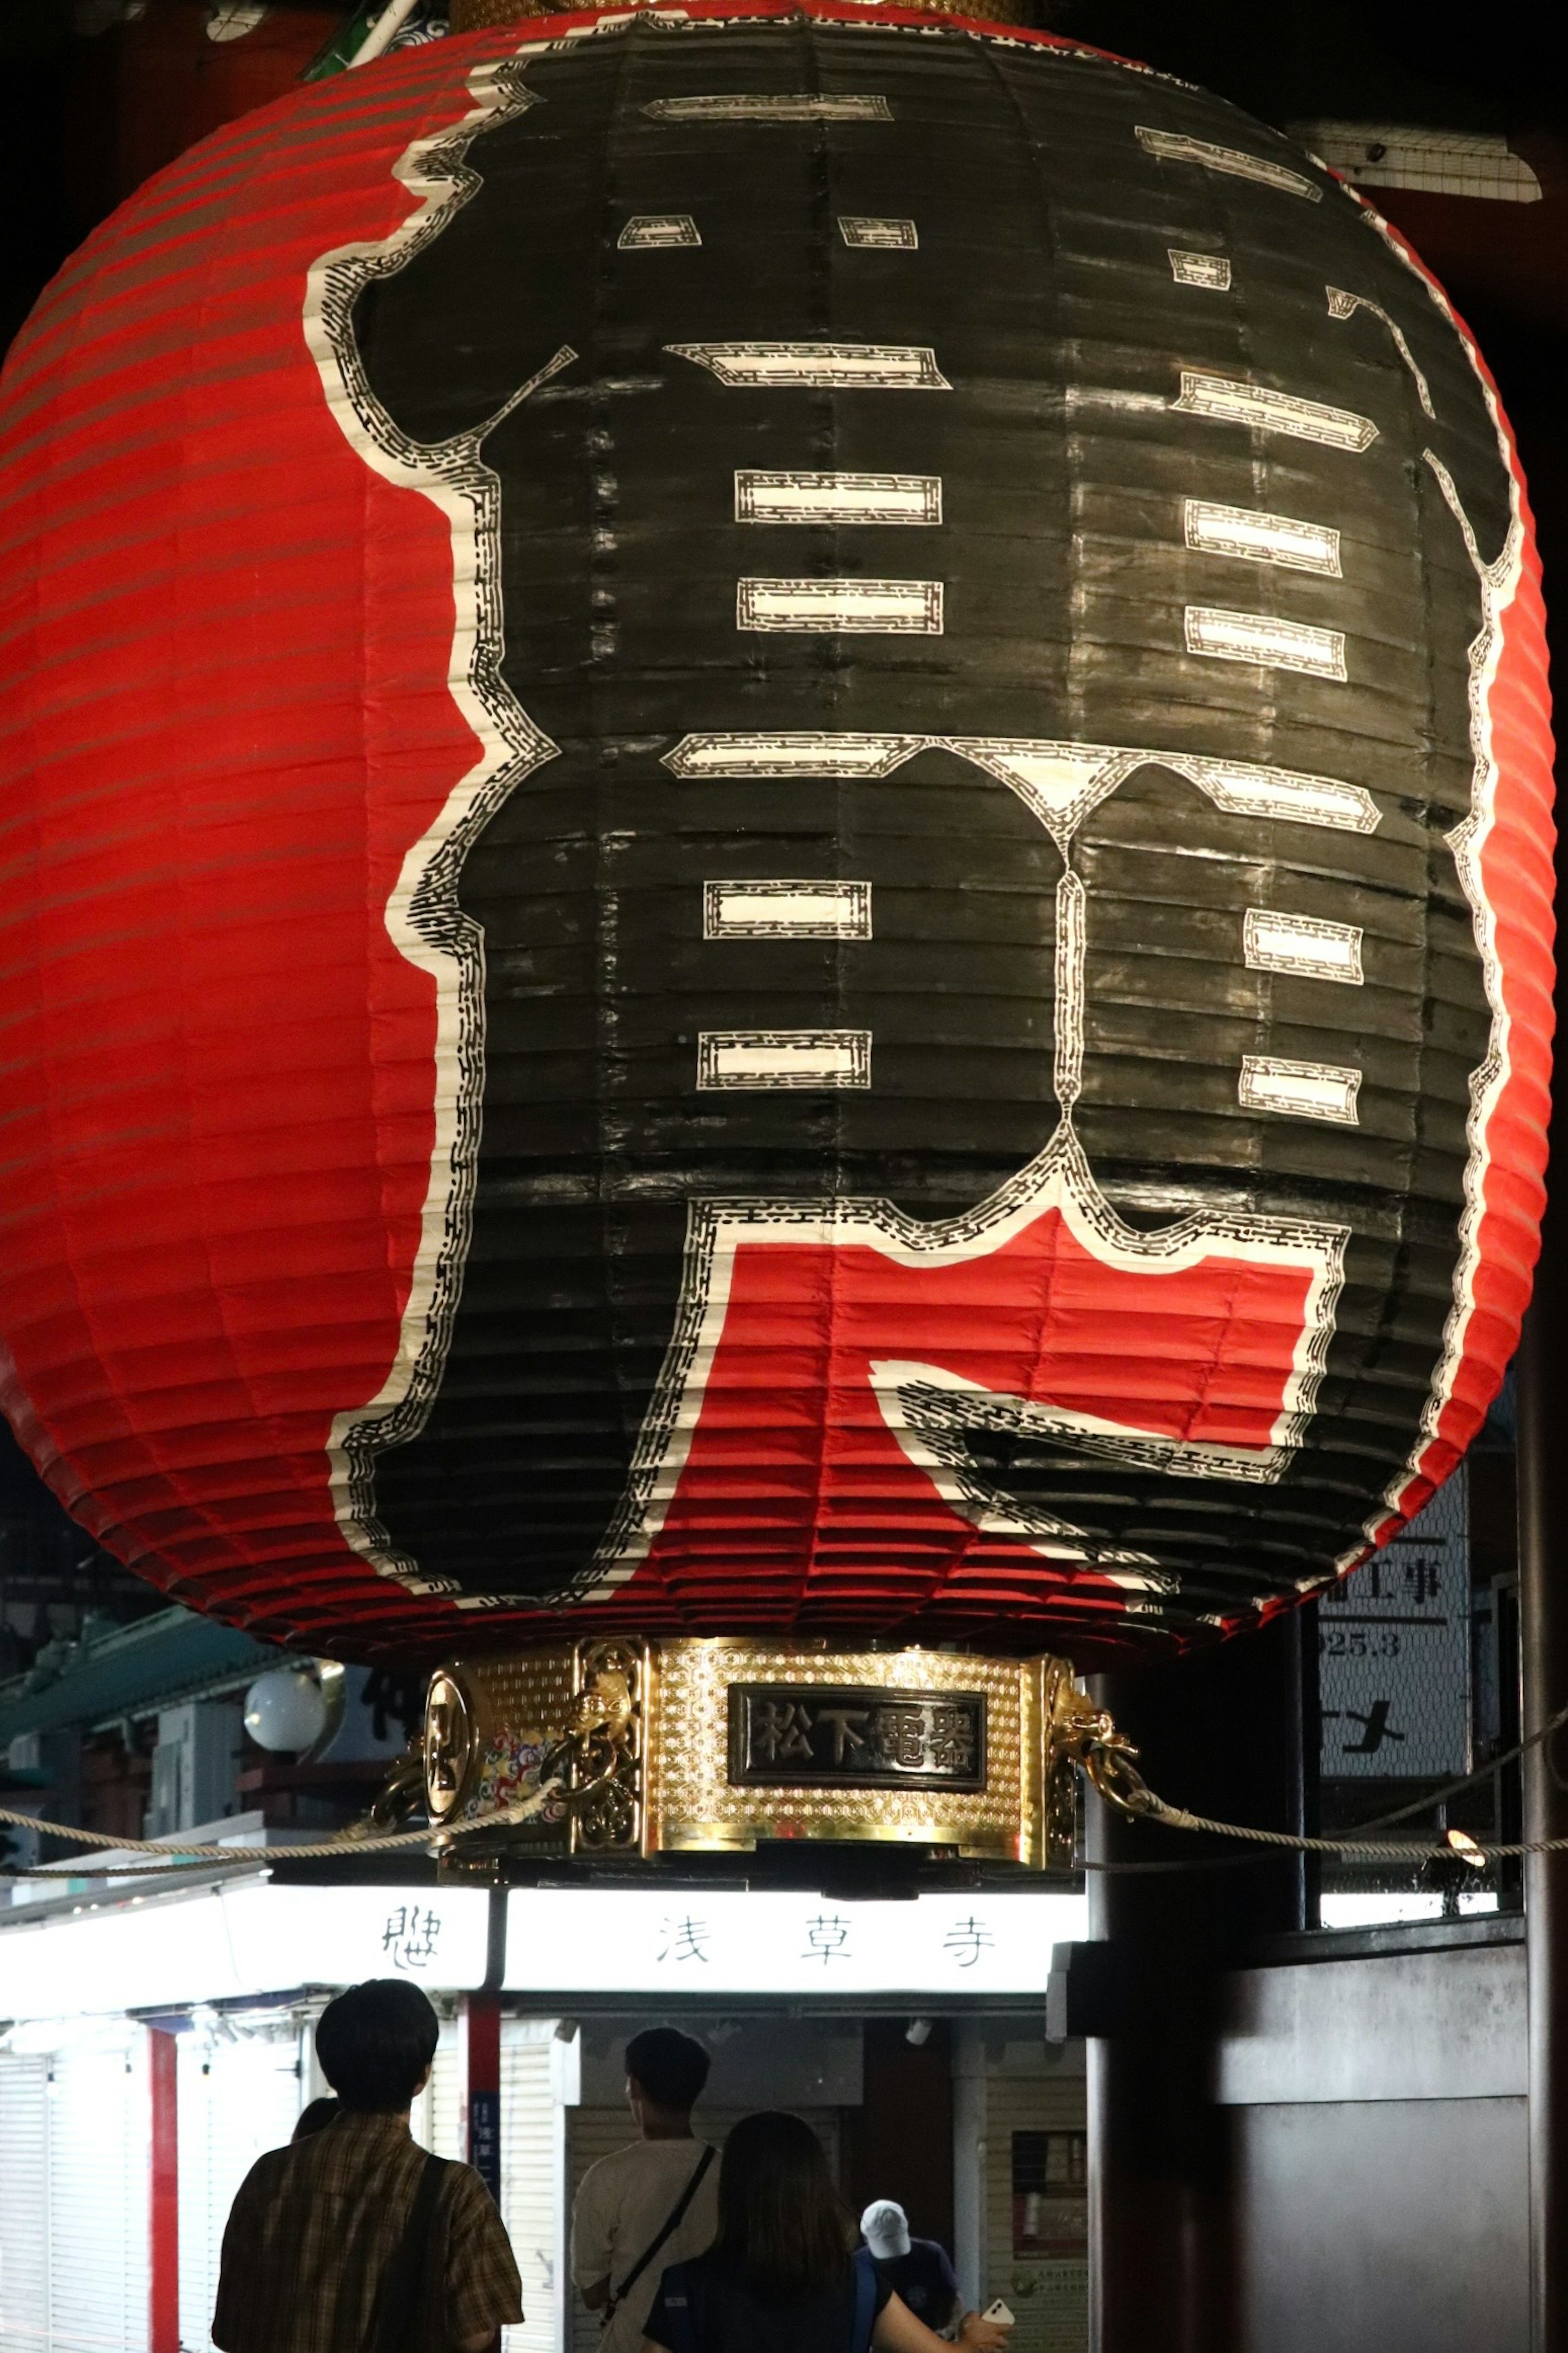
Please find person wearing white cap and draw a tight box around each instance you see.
[860,2203,961,2337]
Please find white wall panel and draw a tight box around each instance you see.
[0,2054,50,2353]
[501,2029,559,2353]
[48,2038,150,2353]
[411,2020,463,2159]
[177,2025,301,2353]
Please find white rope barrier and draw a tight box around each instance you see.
[0,1783,558,1869]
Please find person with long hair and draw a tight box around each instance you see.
[641,2113,1010,2353]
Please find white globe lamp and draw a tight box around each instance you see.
[243,1665,330,1754]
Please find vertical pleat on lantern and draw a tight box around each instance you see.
[0,3,1551,1663]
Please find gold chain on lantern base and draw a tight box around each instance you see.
[416,1638,1089,1873]
[450,0,1043,33]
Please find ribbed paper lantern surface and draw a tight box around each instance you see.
[0,3,1552,1664]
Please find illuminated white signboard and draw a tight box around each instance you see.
[503,1888,1087,1997]
[0,1881,490,2018]
[0,1880,1087,2023]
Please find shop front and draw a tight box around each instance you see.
[0,1876,1088,2353]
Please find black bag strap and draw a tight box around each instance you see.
[374,2151,450,2353]
[604,2145,716,2324]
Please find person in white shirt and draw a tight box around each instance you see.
[572,2028,721,2353]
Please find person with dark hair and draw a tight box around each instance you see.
[212,1980,523,2353]
[642,2114,1008,2353]
[572,2028,719,2353]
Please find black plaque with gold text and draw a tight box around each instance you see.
[728,1685,987,1792]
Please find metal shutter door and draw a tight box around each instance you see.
[48,2036,151,2353]
[0,2054,50,2353]
[564,2110,842,2353]
[178,2026,303,2353]
[500,2028,559,2353]
[411,2021,462,2160]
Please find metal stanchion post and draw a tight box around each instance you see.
[1086,1614,1305,2353]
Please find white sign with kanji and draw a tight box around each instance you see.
[0,1881,492,2018]
[504,1887,1088,1995]
[1319,1465,1470,1779]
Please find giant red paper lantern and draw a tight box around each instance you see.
[0,3,1552,1666]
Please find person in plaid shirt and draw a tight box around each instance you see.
[214,1980,523,2353]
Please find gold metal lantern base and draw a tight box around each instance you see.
[421,1638,1093,1871]
[450,0,1044,32]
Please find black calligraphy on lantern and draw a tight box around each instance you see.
[338,9,1510,1657]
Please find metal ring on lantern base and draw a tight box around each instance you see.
[419,1639,1090,1872]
